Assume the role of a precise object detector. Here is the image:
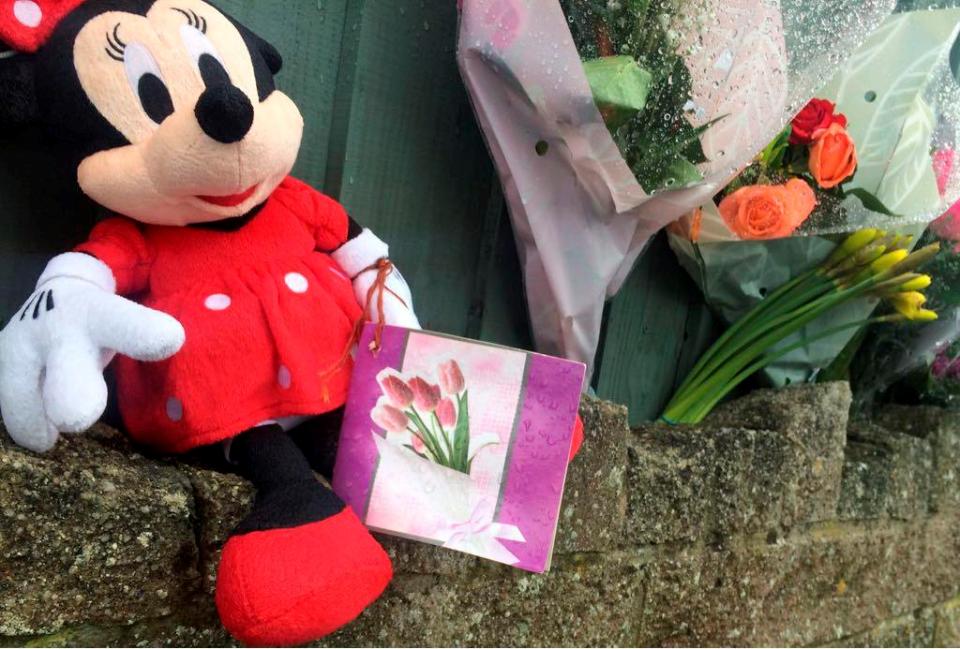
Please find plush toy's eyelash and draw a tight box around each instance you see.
[173,7,207,34]
[105,23,126,62]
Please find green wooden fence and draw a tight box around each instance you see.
[0,0,716,425]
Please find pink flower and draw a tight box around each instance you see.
[408,377,441,412]
[436,397,457,428]
[377,370,413,408]
[371,401,409,433]
[410,434,427,455]
[932,352,951,379]
[931,205,960,252]
[480,0,525,51]
[934,148,955,197]
[438,360,465,395]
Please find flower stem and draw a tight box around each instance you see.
[664,274,878,422]
[680,316,886,423]
[678,271,834,396]
[408,407,449,466]
[432,412,455,462]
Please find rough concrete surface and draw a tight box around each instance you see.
[0,383,957,647]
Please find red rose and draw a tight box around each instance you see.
[790,98,847,145]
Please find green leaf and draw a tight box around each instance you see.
[452,392,471,474]
[633,153,703,192]
[759,127,791,170]
[583,56,653,130]
[845,188,900,216]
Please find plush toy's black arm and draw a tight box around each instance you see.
[0,50,38,128]
[346,216,364,241]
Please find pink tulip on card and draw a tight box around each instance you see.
[377,370,414,408]
[410,434,427,455]
[436,397,457,428]
[409,377,441,412]
[371,400,410,434]
[438,360,466,395]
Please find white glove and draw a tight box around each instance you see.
[0,253,185,453]
[332,229,421,330]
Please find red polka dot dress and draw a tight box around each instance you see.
[75,177,362,453]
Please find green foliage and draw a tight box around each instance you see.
[758,127,792,171]
[842,188,900,217]
[562,0,714,194]
[582,56,653,129]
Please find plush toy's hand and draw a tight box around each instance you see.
[353,265,421,329]
[332,229,421,330]
[0,253,185,453]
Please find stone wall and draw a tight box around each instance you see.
[0,383,958,647]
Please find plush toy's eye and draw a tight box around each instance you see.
[181,25,230,88]
[123,43,174,125]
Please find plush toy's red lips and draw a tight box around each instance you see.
[197,185,259,207]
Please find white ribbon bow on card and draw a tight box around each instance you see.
[435,501,527,566]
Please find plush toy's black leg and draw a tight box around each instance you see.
[215,423,393,646]
[288,408,344,480]
[229,423,344,534]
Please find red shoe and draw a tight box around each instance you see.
[215,506,392,647]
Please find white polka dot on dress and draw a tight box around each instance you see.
[277,366,292,389]
[204,294,232,311]
[166,397,183,422]
[13,0,42,27]
[284,272,309,293]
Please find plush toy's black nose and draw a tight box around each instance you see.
[194,84,254,144]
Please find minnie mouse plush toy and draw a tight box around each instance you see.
[0,0,422,644]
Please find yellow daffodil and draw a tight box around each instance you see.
[889,292,938,321]
[899,275,932,292]
[827,228,880,266]
[869,249,910,274]
[890,243,942,274]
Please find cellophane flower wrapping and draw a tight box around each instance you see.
[457,0,892,374]
[668,3,960,385]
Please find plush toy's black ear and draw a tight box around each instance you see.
[254,32,283,76]
[222,13,284,101]
[0,46,38,128]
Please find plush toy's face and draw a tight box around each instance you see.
[35,0,303,226]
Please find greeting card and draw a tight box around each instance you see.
[332,325,585,573]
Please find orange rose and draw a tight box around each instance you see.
[809,123,857,189]
[719,179,816,240]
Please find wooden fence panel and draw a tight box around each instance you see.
[330,1,498,336]
[595,234,718,425]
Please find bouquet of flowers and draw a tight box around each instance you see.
[664,228,941,424]
[668,6,960,385]
[457,0,892,372]
[372,360,498,475]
